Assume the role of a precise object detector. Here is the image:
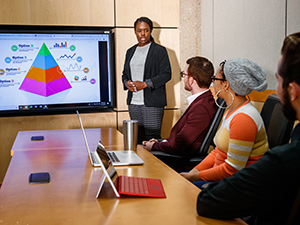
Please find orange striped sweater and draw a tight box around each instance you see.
[195,100,269,181]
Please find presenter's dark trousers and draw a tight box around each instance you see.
[128,104,164,144]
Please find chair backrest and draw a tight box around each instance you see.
[196,98,226,157]
[260,94,294,149]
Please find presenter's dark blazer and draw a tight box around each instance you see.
[122,42,171,107]
[151,90,217,158]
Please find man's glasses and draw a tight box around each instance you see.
[211,75,226,82]
[180,71,188,78]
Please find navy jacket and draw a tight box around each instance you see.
[122,42,171,107]
[197,123,300,225]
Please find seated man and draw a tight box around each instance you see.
[196,32,300,224]
[142,56,217,166]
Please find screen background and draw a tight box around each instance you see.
[0,26,115,116]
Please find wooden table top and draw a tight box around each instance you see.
[11,128,124,153]
[1,128,246,225]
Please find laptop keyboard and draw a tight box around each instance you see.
[121,176,150,195]
[90,153,99,164]
[107,152,120,163]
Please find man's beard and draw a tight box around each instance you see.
[282,89,297,121]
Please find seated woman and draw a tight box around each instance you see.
[180,58,269,189]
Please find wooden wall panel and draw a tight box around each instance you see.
[161,109,181,139]
[115,28,180,110]
[116,111,131,133]
[0,0,31,24]
[0,0,114,26]
[114,28,136,110]
[115,0,179,27]
[153,29,181,109]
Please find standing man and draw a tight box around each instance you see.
[143,56,217,167]
[197,32,300,224]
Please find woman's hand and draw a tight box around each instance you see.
[132,81,147,91]
[125,80,136,92]
[125,80,147,92]
[180,169,201,182]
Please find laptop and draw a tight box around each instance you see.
[95,143,166,198]
[76,110,144,166]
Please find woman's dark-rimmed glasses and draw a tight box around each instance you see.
[211,75,226,82]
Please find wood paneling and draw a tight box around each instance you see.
[0,0,114,26]
[116,111,131,133]
[115,0,179,27]
[114,28,137,110]
[161,109,181,139]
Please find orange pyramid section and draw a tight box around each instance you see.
[26,66,65,83]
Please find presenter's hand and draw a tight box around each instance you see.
[131,81,147,92]
[125,80,136,92]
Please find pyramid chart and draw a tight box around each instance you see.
[19,43,72,97]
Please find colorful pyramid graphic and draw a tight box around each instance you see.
[19,43,72,97]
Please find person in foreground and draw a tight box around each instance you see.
[180,58,269,188]
[122,16,171,144]
[197,32,300,225]
[142,56,217,160]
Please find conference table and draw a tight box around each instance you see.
[0,128,247,225]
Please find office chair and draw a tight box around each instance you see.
[151,98,226,172]
[260,94,294,149]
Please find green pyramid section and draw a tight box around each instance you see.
[38,43,51,56]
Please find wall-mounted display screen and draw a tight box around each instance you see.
[0,25,115,117]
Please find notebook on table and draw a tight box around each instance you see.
[95,142,166,198]
[76,110,144,166]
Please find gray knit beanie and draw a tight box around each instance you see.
[223,58,267,96]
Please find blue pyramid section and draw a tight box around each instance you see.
[32,54,58,70]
